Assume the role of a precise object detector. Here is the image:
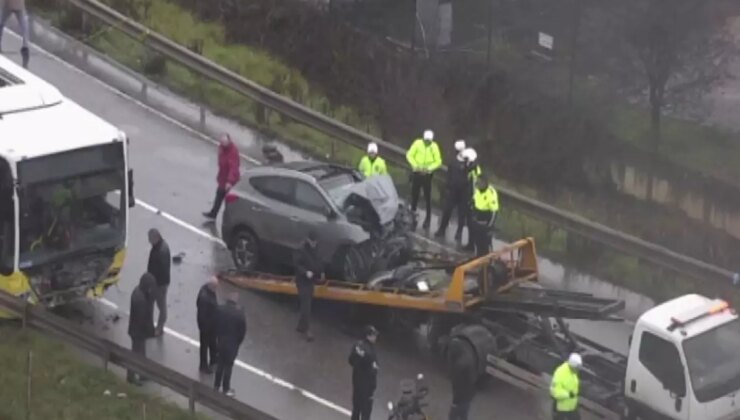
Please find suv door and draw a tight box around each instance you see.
[248,175,298,252]
[292,180,342,261]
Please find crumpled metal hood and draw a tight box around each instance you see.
[335,174,399,225]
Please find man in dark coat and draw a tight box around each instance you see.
[203,134,240,220]
[349,325,379,420]
[147,228,171,336]
[127,272,156,385]
[197,276,219,374]
[435,140,469,240]
[293,231,323,342]
[447,337,477,420]
[214,292,246,397]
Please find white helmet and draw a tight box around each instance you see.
[568,353,583,369]
[454,140,466,152]
[367,142,379,154]
[462,148,477,162]
[423,130,434,141]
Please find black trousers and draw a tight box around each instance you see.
[351,392,373,420]
[199,329,218,368]
[469,221,492,257]
[410,173,433,224]
[127,337,146,382]
[208,187,227,216]
[553,410,580,420]
[214,347,237,392]
[296,281,314,334]
[448,401,471,420]
[438,187,468,236]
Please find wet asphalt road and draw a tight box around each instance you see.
[1,25,654,420]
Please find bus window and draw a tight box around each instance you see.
[0,159,14,275]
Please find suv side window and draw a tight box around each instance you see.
[249,176,295,204]
[294,181,329,214]
[639,331,686,396]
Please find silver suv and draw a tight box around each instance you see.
[221,161,414,281]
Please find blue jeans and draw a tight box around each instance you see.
[0,5,29,49]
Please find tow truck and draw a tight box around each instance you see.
[221,238,740,419]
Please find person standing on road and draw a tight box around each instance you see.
[550,353,582,420]
[293,231,323,342]
[197,276,220,374]
[127,273,156,385]
[349,325,379,420]
[406,130,442,230]
[203,134,240,220]
[0,0,30,68]
[435,139,468,240]
[147,228,171,336]
[467,175,498,256]
[214,292,246,397]
[447,337,477,420]
[358,142,388,177]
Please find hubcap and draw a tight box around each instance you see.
[233,236,256,268]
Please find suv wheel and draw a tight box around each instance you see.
[231,229,260,271]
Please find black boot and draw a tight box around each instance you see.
[20,47,29,69]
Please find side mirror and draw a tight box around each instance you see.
[128,169,135,208]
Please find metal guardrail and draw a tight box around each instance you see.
[0,291,278,420]
[66,0,734,284]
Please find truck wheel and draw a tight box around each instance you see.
[230,228,260,271]
[450,324,497,379]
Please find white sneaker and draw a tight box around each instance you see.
[225,389,235,397]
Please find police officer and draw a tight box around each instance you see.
[468,175,499,256]
[406,130,442,229]
[358,142,388,177]
[293,231,323,342]
[349,325,379,420]
[550,353,582,420]
[460,148,481,250]
[435,140,468,240]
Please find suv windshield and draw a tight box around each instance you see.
[683,317,740,402]
[16,144,126,268]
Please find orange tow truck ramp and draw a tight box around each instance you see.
[220,238,540,314]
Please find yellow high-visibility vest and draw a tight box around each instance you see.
[550,362,580,412]
[406,139,442,172]
[473,185,499,212]
[358,155,388,177]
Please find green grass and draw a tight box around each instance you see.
[609,107,739,185]
[0,325,208,420]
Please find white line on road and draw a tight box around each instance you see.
[99,297,352,416]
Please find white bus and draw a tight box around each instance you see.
[0,54,134,313]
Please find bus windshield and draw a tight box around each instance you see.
[16,144,126,268]
[683,317,740,403]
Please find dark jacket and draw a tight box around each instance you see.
[448,338,477,404]
[147,239,171,287]
[348,338,378,397]
[446,159,468,192]
[217,142,241,188]
[293,241,323,286]
[128,273,156,339]
[216,301,247,353]
[196,284,218,332]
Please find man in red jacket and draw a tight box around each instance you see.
[203,134,241,220]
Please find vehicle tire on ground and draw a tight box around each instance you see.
[230,228,260,271]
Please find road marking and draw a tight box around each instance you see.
[99,297,352,416]
[134,199,226,246]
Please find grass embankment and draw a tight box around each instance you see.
[40,0,713,302]
[0,325,208,420]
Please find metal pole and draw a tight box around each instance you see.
[25,350,32,420]
[567,0,582,105]
[486,0,493,70]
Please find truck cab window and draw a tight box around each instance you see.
[639,331,687,397]
[0,159,15,275]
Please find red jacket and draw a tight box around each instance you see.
[217,143,240,188]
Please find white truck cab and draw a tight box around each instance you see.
[625,294,740,420]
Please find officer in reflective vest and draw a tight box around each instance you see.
[550,353,582,420]
[358,142,388,177]
[468,175,498,256]
[405,130,442,229]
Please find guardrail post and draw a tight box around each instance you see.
[25,350,32,420]
[188,39,206,131]
[188,384,196,415]
[140,82,148,101]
